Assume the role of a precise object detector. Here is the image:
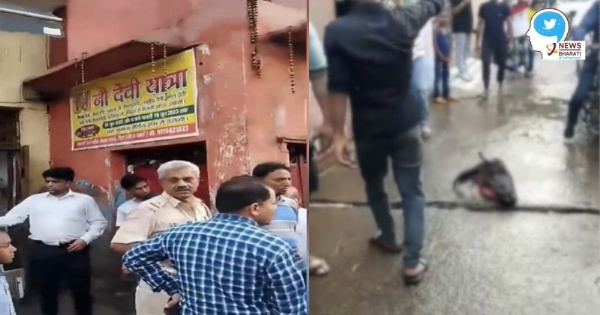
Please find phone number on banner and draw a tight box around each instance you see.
[73,123,196,149]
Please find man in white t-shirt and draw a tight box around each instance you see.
[115,174,152,228]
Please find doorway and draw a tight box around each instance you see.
[0,108,29,273]
[119,142,210,204]
[287,142,308,206]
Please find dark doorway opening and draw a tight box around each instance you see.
[287,142,308,206]
[119,142,210,204]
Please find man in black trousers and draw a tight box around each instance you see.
[0,167,107,315]
[476,0,512,98]
[323,0,443,285]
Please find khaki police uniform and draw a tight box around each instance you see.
[111,192,212,315]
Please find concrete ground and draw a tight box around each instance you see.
[309,60,600,315]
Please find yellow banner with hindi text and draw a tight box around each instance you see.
[69,49,198,150]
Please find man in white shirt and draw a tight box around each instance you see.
[115,174,152,228]
[0,167,107,315]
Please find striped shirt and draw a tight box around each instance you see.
[123,213,307,315]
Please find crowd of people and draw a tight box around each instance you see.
[0,161,310,314]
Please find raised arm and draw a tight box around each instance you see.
[122,234,179,295]
[265,248,307,315]
[80,196,108,244]
[0,196,33,227]
[391,0,445,40]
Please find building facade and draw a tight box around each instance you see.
[23,0,309,212]
[15,0,308,294]
[0,30,50,214]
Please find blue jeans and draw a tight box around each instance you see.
[433,58,450,98]
[355,126,425,268]
[567,57,599,127]
[411,56,434,125]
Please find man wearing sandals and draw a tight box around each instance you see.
[323,0,443,284]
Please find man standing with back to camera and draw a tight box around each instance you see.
[323,0,443,285]
[0,167,107,315]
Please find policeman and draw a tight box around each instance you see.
[110,160,212,315]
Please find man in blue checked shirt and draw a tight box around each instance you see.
[122,175,307,315]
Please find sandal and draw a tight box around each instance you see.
[403,259,428,286]
[309,256,330,276]
[369,235,404,253]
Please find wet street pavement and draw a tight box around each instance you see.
[309,60,600,314]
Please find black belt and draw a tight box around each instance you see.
[32,240,75,247]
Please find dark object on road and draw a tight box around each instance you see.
[453,152,517,208]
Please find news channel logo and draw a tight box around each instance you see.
[526,8,585,60]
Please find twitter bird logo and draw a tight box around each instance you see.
[532,10,568,43]
[544,19,556,30]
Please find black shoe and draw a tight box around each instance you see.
[564,125,575,140]
[369,235,404,254]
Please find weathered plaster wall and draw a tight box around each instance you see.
[65,0,195,59]
[47,0,307,207]
[0,31,50,193]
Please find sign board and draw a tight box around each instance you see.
[69,49,199,150]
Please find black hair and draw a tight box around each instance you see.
[251,162,290,179]
[42,167,75,181]
[215,175,272,213]
[120,174,147,190]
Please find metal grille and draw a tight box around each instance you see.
[0,109,20,149]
